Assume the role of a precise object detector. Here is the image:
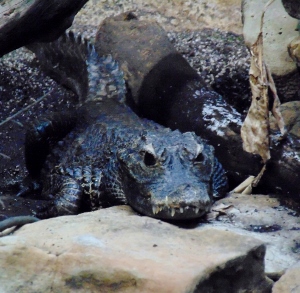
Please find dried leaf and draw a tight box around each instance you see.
[212,203,234,213]
[252,164,267,187]
[241,31,270,163]
[206,211,220,221]
[206,203,234,221]
[241,0,285,166]
[288,36,300,66]
[231,176,255,194]
[266,66,287,137]
[231,166,268,195]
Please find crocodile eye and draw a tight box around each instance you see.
[195,153,204,163]
[144,152,157,166]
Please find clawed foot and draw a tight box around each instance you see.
[17,177,41,198]
[34,201,57,219]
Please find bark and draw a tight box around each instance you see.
[0,0,88,57]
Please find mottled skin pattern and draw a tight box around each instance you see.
[23,32,228,220]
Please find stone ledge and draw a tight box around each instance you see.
[273,261,300,292]
[0,206,272,293]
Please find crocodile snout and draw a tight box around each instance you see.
[147,183,212,219]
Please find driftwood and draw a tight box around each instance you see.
[0,0,88,57]
[96,13,300,198]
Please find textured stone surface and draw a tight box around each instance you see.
[206,193,300,273]
[242,0,300,103]
[242,0,298,76]
[0,206,272,293]
[272,262,300,292]
[270,101,300,138]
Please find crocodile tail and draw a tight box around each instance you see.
[27,31,126,104]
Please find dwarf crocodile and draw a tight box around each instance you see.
[19,32,228,220]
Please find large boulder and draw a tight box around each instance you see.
[206,193,300,274]
[272,261,300,292]
[0,206,273,292]
[242,0,300,103]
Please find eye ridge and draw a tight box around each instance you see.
[143,151,157,166]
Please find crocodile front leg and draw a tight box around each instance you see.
[37,166,103,218]
[25,111,78,178]
[37,173,83,218]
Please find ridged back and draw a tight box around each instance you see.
[27,31,126,104]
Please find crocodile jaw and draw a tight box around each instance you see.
[127,184,212,220]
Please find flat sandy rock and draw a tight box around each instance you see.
[205,193,300,274]
[273,261,300,292]
[0,205,272,293]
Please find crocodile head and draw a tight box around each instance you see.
[116,129,226,220]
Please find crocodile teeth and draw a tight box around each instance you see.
[152,205,156,215]
[180,207,184,213]
[152,205,163,215]
[165,196,169,207]
[195,207,200,214]
[171,208,176,217]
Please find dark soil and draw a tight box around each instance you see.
[0,48,77,219]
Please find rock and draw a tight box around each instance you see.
[0,206,273,292]
[272,262,300,292]
[205,193,300,274]
[270,101,300,138]
[242,0,300,103]
[0,0,88,57]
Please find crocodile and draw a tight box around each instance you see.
[17,31,228,220]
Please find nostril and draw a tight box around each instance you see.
[144,152,156,166]
[195,153,204,162]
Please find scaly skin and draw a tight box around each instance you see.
[22,32,228,220]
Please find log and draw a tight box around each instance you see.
[0,0,88,57]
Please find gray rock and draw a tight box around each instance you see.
[0,206,273,293]
[242,0,300,103]
[270,101,300,138]
[206,193,300,274]
[272,261,300,292]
